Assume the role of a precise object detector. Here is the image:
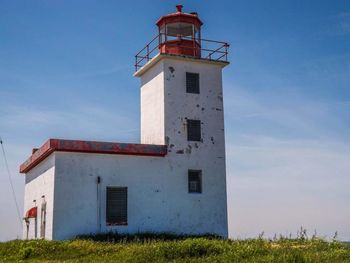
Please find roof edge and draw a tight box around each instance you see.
[19,139,167,174]
[134,53,229,77]
[156,13,203,27]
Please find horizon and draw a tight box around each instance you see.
[0,0,349,241]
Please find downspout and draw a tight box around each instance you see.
[97,176,101,233]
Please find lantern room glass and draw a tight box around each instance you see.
[159,22,201,43]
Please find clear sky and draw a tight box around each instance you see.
[1,0,349,241]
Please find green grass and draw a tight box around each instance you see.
[0,233,350,262]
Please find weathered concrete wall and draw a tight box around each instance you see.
[23,154,55,240]
[140,56,228,238]
[163,57,228,238]
[53,150,227,240]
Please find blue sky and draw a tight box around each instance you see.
[0,0,350,241]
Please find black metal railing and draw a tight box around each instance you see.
[135,33,229,71]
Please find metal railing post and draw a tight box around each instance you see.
[134,33,229,72]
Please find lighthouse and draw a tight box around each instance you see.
[20,5,229,240]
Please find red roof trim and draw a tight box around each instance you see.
[20,139,167,174]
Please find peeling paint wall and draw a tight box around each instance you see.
[141,57,226,158]
[139,56,228,238]
[163,58,228,239]
[162,58,226,156]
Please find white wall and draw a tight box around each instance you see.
[23,154,55,240]
[52,151,227,240]
[140,60,165,144]
[140,56,228,237]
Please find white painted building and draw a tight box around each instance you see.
[20,5,230,240]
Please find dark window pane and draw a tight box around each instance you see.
[106,187,127,225]
[187,119,201,141]
[188,170,202,193]
[186,72,200,94]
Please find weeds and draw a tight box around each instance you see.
[0,230,349,262]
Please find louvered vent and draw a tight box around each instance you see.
[188,170,202,193]
[186,72,200,94]
[106,187,128,225]
[187,119,201,141]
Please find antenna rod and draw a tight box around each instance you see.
[0,136,22,226]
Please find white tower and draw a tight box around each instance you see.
[135,5,230,237]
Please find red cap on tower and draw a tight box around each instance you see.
[157,5,202,57]
[134,5,229,72]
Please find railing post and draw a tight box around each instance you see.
[134,33,229,72]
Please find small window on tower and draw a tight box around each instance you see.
[186,72,200,94]
[187,119,201,141]
[188,170,202,193]
[106,187,128,225]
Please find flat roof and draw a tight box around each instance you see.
[19,139,167,174]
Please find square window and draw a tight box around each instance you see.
[188,170,202,193]
[186,72,200,94]
[187,119,201,141]
[106,187,127,225]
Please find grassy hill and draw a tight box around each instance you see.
[1,233,350,262]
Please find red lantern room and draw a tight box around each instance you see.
[157,5,203,57]
[135,5,229,72]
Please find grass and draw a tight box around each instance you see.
[0,232,350,262]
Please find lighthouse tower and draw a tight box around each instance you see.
[20,5,229,240]
[135,5,229,237]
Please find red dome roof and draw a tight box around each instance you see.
[156,5,203,28]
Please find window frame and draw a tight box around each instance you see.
[106,187,128,226]
[187,119,201,141]
[186,72,200,94]
[188,170,202,194]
